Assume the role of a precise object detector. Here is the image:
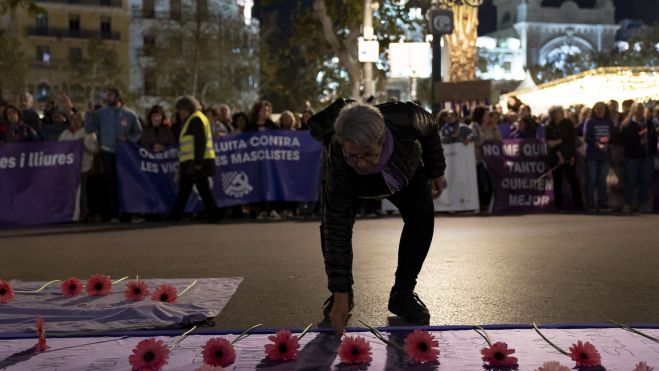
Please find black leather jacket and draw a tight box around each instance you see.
[309,99,446,292]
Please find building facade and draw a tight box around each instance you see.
[477,0,620,82]
[1,0,130,105]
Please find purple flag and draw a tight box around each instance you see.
[0,141,82,225]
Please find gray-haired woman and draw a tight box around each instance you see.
[309,99,446,336]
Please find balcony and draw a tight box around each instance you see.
[27,27,121,41]
[36,0,123,8]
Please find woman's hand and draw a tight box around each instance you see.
[329,292,349,337]
[430,176,445,199]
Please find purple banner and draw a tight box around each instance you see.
[0,141,82,225]
[482,139,554,213]
[116,131,322,214]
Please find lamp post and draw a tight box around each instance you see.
[427,0,483,114]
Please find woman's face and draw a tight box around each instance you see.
[259,104,271,121]
[70,114,82,131]
[236,117,247,130]
[281,115,293,129]
[635,106,645,121]
[150,113,163,127]
[6,109,19,124]
[553,109,565,123]
[594,104,606,119]
[342,140,382,172]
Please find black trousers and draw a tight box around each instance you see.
[170,174,219,220]
[100,152,120,218]
[320,168,435,293]
[476,163,493,211]
[552,162,584,210]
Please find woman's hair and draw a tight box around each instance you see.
[471,105,489,126]
[547,105,564,124]
[232,111,250,130]
[507,95,522,112]
[622,102,644,126]
[250,100,273,124]
[147,105,166,127]
[578,106,591,124]
[3,104,21,123]
[174,96,201,114]
[436,110,451,126]
[278,110,296,130]
[590,101,610,120]
[334,102,385,147]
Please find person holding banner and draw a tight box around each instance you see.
[169,96,221,222]
[546,105,585,212]
[85,88,142,223]
[309,99,446,336]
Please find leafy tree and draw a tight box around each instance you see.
[258,0,424,109]
[0,28,26,101]
[0,0,40,15]
[142,2,259,111]
[72,38,126,104]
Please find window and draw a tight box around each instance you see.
[69,14,80,34]
[36,83,52,102]
[143,34,155,55]
[170,0,181,20]
[69,47,82,63]
[144,68,157,96]
[503,61,512,73]
[143,0,155,18]
[36,45,51,63]
[36,13,48,32]
[501,12,511,27]
[100,16,112,35]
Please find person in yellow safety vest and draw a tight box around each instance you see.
[169,96,221,222]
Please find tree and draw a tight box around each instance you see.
[72,38,126,104]
[0,29,26,100]
[442,4,479,82]
[143,2,259,110]
[257,0,423,109]
[0,0,40,15]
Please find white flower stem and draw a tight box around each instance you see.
[14,280,61,294]
[533,323,569,356]
[231,324,263,345]
[608,320,659,344]
[170,325,197,351]
[473,325,492,347]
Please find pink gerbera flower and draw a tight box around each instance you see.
[634,362,655,371]
[338,335,373,364]
[0,280,14,304]
[535,361,571,371]
[481,342,518,367]
[264,330,300,361]
[202,338,236,367]
[125,280,149,302]
[195,366,224,371]
[128,338,170,371]
[61,277,83,297]
[568,341,601,367]
[86,274,112,296]
[151,284,177,303]
[404,329,440,364]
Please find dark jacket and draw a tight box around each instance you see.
[545,119,577,165]
[309,99,446,293]
[179,116,216,178]
[622,119,658,159]
[583,117,614,161]
[140,125,177,151]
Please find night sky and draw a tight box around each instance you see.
[478,0,659,35]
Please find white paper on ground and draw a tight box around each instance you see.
[0,278,243,333]
[0,328,657,370]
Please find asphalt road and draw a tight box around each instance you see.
[1,214,658,330]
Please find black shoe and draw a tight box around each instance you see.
[388,289,430,324]
[322,291,354,319]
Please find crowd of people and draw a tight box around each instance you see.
[0,89,317,223]
[1,88,658,224]
[439,96,659,213]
